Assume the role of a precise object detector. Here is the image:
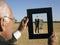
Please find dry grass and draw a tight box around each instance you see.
[13,23,60,45]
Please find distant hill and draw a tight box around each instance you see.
[15,21,60,23]
[33,21,60,23]
[53,21,60,23]
[43,21,60,23]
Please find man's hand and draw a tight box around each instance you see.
[48,32,58,45]
[18,17,29,31]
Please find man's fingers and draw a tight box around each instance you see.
[48,32,58,45]
[21,17,29,27]
[18,16,29,31]
[49,32,58,42]
[22,17,29,25]
[25,18,29,25]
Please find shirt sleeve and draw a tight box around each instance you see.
[13,30,21,40]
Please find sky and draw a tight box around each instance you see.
[4,0,60,22]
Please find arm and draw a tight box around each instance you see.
[13,17,29,40]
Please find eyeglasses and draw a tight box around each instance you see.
[4,16,16,22]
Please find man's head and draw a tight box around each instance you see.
[0,2,14,32]
[36,16,39,19]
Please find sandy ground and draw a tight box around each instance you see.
[13,23,60,45]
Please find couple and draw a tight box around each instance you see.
[35,16,43,33]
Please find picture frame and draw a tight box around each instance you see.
[27,7,53,39]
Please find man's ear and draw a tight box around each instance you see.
[0,18,5,31]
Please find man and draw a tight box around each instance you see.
[35,16,40,33]
[0,0,29,45]
[0,0,58,45]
